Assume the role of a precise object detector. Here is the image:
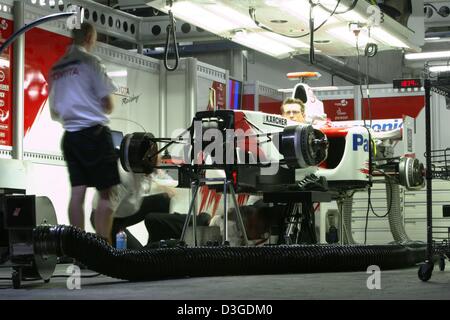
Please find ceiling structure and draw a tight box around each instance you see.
[87,0,450,82]
[139,0,423,58]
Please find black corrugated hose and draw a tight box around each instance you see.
[34,225,426,281]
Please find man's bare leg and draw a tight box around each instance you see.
[69,185,87,230]
[95,188,114,244]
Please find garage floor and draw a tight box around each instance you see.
[0,264,449,300]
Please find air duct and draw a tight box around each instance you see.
[33,225,426,281]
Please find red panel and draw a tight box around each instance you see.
[259,95,282,115]
[0,20,71,146]
[0,18,13,146]
[320,127,349,138]
[362,96,424,120]
[323,99,355,121]
[213,81,226,109]
[24,28,71,135]
[242,94,254,111]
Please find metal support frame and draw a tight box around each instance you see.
[180,178,249,246]
[159,60,167,139]
[186,58,198,128]
[139,15,220,45]
[12,0,24,160]
[25,0,141,44]
[254,82,260,112]
[283,201,318,245]
[354,84,362,120]
[424,79,433,263]
[264,191,331,245]
[284,203,299,244]
[137,43,144,54]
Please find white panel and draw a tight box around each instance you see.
[166,73,187,138]
[197,61,228,83]
[26,162,71,226]
[404,179,450,242]
[108,66,160,136]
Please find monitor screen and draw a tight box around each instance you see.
[228,79,242,110]
[111,130,124,151]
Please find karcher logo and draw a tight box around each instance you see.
[263,115,287,128]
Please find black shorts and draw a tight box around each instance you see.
[62,125,120,190]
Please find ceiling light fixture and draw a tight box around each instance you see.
[429,65,450,73]
[405,51,450,60]
[107,70,128,78]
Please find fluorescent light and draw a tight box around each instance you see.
[233,32,295,58]
[405,51,450,60]
[327,27,371,48]
[311,86,339,91]
[206,3,255,29]
[329,25,409,49]
[169,2,237,34]
[263,32,309,49]
[429,65,450,73]
[425,37,441,41]
[339,9,367,23]
[107,70,128,78]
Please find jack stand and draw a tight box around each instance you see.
[264,191,332,245]
[180,178,249,246]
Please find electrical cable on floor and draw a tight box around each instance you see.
[0,273,101,282]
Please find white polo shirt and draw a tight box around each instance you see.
[49,45,117,132]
